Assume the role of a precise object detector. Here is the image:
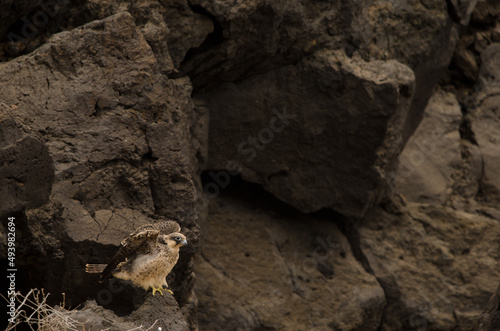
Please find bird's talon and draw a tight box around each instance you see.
[152,287,164,296]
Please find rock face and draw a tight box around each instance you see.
[1,0,500,330]
[359,201,500,330]
[0,11,201,328]
[195,195,385,330]
[393,89,463,203]
[472,43,500,204]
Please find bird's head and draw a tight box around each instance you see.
[159,232,187,248]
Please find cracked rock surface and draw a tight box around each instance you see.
[359,202,500,330]
[195,195,385,330]
[0,12,200,329]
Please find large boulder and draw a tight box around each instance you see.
[202,51,414,218]
[191,0,475,218]
[183,0,473,147]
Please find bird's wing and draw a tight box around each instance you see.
[122,220,181,245]
[100,229,160,282]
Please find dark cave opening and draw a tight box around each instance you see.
[200,170,303,218]
[181,4,225,66]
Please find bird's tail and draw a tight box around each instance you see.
[85,264,107,274]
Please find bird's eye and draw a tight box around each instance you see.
[174,236,181,241]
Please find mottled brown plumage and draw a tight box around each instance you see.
[86,220,187,295]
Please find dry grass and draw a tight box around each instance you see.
[3,289,84,331]
[2,289,161,331]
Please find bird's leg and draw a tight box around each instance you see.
[151,287,164,296]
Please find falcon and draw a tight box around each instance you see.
[85,220,187,296]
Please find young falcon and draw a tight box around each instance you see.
[86,220,187,296]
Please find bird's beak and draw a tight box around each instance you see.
[181,239,188,246]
